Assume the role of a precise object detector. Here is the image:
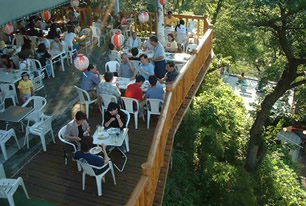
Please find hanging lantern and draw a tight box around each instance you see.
[111,32,125,49]
[70,0,79,8]
[42,10,51,22]
[4,24,14,35]
[160,0,168,5]
[74,54,89,72]
[138,11,149,24]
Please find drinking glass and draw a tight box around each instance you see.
[97,125,102,133]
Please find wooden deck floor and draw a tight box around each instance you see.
[15,106,158,206]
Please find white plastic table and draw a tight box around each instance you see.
[0,106,34,130]
[92,127,129,172]
[0,69,23,104]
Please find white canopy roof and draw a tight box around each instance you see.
[0,0,69,27]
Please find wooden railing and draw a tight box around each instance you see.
[54,7,208,38]
[126,17,213,206]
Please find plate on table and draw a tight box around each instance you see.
[107,128,120,135]
[90,146,102,154]
[97,132,109,139]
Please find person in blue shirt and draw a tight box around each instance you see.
[150,36,166,79]
[136,54,154,80]
[146,76,164,100]
[160,61,178,83]
[81,64,101,99]
[74,136,110,174]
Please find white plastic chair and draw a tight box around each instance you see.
[99,94,118,121]
[24,115,55,152]
[187,20,197,36]
[32,73,46,97]
[146,99,164,129]
[185,44,197,53]
[58,125,80,171]
[29,59,48,77]
[176,33,188,51]
[78,158,116,196]
[105,61,120,73]
[64,40,77,64]
[0,97,5,112]
[21,96,47,129]
[0,84,16,107]
[81,28,92,54]
[110,29,121,35]
[0,177,30,206]
[0,129,20,161]
[121,97,141,129]
[108,53,122,63]
[74,86,97,119]
[90,25,102,47]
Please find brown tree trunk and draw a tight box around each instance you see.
[212,0,224,24]
[245,62,298,171]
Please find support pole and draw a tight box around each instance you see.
[114,0,120,14]
[156,0,165,44]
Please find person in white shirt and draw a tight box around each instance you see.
[174,19,188,51]
[37,32,50,50]
[128,32,140,50]
[64,26,79,50]
[18,53,31,71]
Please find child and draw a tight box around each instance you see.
[18,72,34,104]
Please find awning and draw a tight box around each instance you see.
[0,0,69,27]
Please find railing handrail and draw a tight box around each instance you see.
[126,16,213,206]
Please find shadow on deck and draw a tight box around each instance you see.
[16,106,159,206]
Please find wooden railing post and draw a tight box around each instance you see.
[203,14,208,34]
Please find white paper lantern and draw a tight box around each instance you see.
[74,54,89,72]
[138,11,149,24]
[70,0,79,8]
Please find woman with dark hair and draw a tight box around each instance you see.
[47,24,58,39]
[20,38,33,58]
[36,43,52,76]
[165,33,178,53]
[64,26,79,50]
[103,102,127,128]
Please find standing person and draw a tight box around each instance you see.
[81,64,101,98]
[119,53,137,80]
[64,111,90,149]
[160,61,179,84]
[103,102,127,128]
[64,26,80,51]
[164,11,178,27]
[74,137,110,174]
[136,54,154,80]
[150,36,166,79]
[174,19,188,51]
[18,72,34,104]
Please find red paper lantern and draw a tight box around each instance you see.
[160,0,167,5]
[138,11,149,24]
[70,0,79,8]
[111,32,125,49]
[4,24,14,35]
[42,10,51,22]
[74,54,89,72]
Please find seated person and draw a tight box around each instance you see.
[143,38,155,51]
[124,75,146,116]
[49,35,65,71]
[27,22,39,36]
[118,13,128,30]
[64,111,90,150]
[164,11,178,27]
[108,43,121,61]
[0,54,16,71]
[81,64,101,98]
[136,54,154,80]
[74,137,110,174]
[104,102,127,128]
[129,47,140,61]
[238,72,246,83]
[37,32,50,50]
[146,76,164,100]
[160,61,178,84]
[127,32,140,50]
[18,53,31,72]
[35,43,52,76]
[164,33,178,53]
[119,53,137,80]
[97,72,121,107]
[20,39,33,59]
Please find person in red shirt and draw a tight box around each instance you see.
[124,75,146,117]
